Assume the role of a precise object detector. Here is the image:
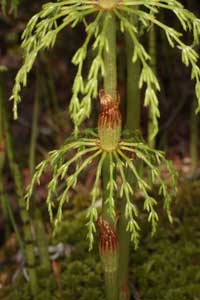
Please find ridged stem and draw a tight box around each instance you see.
[125,16,141,131]
[101,12,119,300]
[103,15,117,99]
[118,13,141,300]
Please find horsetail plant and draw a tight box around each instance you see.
[26,90,177,296]
[11,0,200,299]
[100,14,119,300]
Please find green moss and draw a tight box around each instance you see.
[131,181,200,300]
[0,211,104,300]
[1,181,200,300]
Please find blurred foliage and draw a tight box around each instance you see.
[1,0,21,16]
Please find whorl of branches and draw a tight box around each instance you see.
[10,0,200,139]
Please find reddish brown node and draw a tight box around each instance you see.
[98,89,121,130]
[97,216,118,254]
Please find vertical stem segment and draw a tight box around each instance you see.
[104,14,117,100]
[125,16,141,132]
[118,14,141,300]
[29,70,51,273]
[98,216,119,300]
[0,72,23,249]
[2,73,38,298]
[100,12,119,300]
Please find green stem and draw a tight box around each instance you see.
[0,72,24,251]
[118,14,141,300]
[103,16,117,99]
[190,97,198,171]
[148,24,157,148]
[102,12,117,226]
[101,12,119,300]
[2,74,38,298]
[6,193,24,251]
[29,72,40,176]
[29,69,51,272]
[125,16,141,132]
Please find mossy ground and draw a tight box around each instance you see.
[0,181,200,300]
[132,180,200,300]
